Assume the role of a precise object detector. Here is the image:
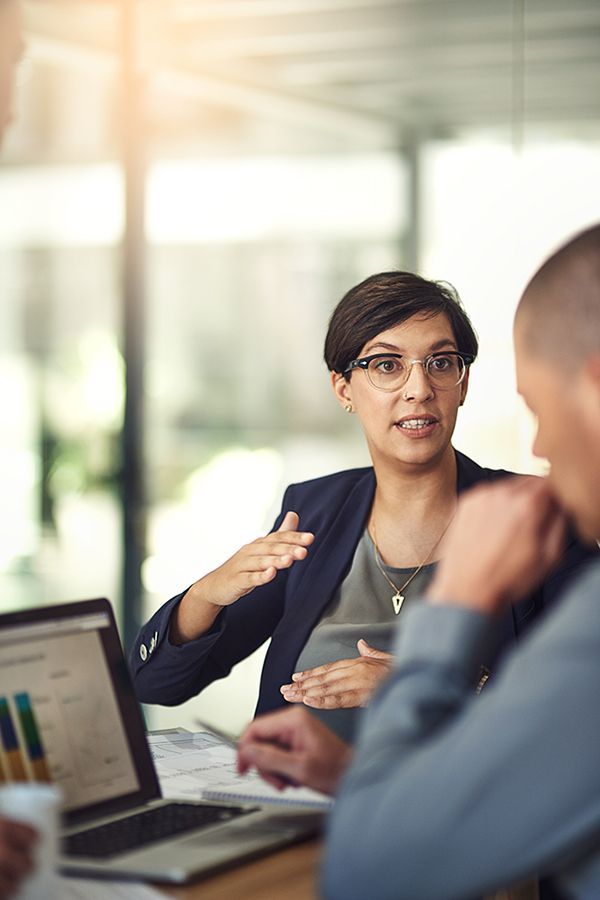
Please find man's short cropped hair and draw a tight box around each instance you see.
[517,224,600,365]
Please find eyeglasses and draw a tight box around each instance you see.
[343,351,474,392]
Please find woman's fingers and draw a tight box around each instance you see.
[239,518,314,574]
[277,510,300,532]
[247,567,278,588]
[272,510,313,546]
[260,532,314,553]
[281,656,391,708]
[302,691,362,710]
[243,550,305,572]
[292,658,355,683]
[211,512,314,605]
[357,639,392,661]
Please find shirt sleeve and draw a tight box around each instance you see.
[322,563,600,900]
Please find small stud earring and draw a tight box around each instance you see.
[344,404,354,413]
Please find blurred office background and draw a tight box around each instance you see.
[1,0,599,732]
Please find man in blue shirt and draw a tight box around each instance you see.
[238,223,600,899]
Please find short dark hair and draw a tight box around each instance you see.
[517,224,600,366]
[324,271,478,375]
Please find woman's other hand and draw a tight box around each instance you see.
[171,511,314,643]
[237,707,351,796]
[280,639,393,709]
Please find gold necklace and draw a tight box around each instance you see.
[370,517,453,615]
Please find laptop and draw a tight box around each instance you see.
[0,598,323,884]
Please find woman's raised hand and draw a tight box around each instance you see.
[200,511,314,608]
[172,512,314,643]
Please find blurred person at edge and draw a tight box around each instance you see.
[0,2,39,899]
[131,267,595,748]
[0,0,24,143]
[238,224,600,900]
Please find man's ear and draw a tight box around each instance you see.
[576,356,600,453]
[330,370,354,411]
[584,353,600,381]
[582,354,600,408]
[459,367,470,407]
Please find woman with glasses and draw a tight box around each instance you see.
[131,271,594,742]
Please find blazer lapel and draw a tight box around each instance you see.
[257,471,375,712]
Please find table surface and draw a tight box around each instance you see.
[160,837,322,900]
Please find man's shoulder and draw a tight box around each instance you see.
[527,556,600,654]
[567,556,600,599]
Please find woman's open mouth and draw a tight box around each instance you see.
[394,416,439,437]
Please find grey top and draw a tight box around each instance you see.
[294,529,435,742]
[323,559,600,900]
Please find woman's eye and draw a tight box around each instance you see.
[375,358,401,373]
[430,355,453,371]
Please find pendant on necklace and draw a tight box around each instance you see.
[391,592,404,615]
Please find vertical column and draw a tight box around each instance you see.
[402,132,421,273]
[120,0,146,652]
[511,0,526,155]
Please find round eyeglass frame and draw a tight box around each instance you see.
[343,351,475,392]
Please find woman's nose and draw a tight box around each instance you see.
[401,361,434,401]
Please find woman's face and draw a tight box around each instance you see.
[332,312,469,472]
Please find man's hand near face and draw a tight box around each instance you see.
[427,476,568,615]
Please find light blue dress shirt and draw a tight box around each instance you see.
[323,560,600,900]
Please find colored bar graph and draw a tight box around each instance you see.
[0,697,27,780]
[14,693,51,782]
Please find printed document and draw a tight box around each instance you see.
[148,731,332,810]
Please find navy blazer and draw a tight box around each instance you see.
[130,450,596,717]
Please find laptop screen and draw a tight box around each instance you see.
[0,599,160,825]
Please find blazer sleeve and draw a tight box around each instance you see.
[129,489,296,706]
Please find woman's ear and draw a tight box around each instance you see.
[459,367,470,406]
[330,370,354,412]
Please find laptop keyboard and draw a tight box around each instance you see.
[64,802,255,859]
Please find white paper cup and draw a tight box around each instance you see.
[0,783,62,900]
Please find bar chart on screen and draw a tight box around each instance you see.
[0,627,138,808]
[0,692,50,782]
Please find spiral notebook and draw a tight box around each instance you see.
[203,779,332,810]
[148,730,332,811]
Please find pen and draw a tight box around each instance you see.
[194,718,239,749]
[194,719,301,789]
